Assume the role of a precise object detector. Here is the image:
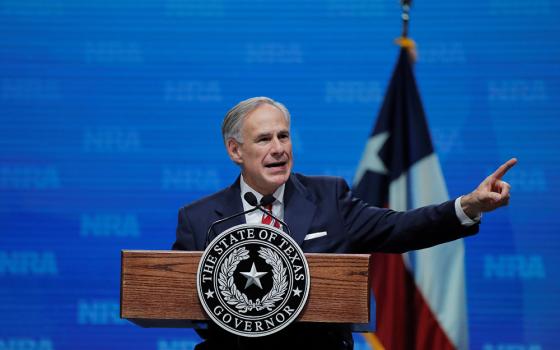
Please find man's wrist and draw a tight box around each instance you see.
[455,195,481,226]
[461,193,482,219]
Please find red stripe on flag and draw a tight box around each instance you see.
[371,253,456,350]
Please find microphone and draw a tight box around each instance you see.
[204,192,292,247]
[243,192,259,206]
[204,192,261,248]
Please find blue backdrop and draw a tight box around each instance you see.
[1,0,558,349]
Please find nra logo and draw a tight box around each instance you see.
[326,0,386,16]
[421,42,466,64]
[488,0,549,15]
[84,41,143,64]
[0,165,60,190]
[164,80,222,102]
[0,251,58,276]
[1,78,61,101]
[483,344,542,350]
[77,300,127,325]
[83,127,141,153]
[164,0,225,17]
[0,1,64,16]
[80,214,140,238]
[488,80,548,102]
[432,128,466,157]
[504,169,546,192]
[325,81,382,104]
[0,339,54,350]
[245,43,303,64]
[161,167,220,191]
[484,254,545,280]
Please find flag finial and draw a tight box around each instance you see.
[396,0,417,62]
[400,0,412,39]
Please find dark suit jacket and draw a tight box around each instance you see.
[172,173,478,349]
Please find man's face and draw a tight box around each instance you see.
[227,104,293,195]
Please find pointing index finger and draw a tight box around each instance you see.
[491,158,518,180]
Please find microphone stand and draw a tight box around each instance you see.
[204,193,292,248]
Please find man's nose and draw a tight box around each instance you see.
[270,136,283,155]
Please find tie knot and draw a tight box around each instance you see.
[261,195,276,207]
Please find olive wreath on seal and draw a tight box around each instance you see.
[218,246,288,313]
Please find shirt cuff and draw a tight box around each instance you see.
[454,196,481,226]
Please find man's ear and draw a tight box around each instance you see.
[226,138,243,165]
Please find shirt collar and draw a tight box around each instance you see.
[240,175,285,206]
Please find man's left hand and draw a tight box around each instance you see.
[461,158,517,219]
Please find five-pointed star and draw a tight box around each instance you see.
[353,131,390,185]
[292,287,302,297]
[240,263,268,289]
[204,289,215,299]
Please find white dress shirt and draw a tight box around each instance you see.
[240,175,285,224]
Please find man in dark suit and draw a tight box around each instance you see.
[173,97,516,350]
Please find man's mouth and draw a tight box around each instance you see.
[265,161,287,169]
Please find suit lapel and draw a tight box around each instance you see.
[214,177,246,232]
[215,174,316,246]
[284,175,316,246]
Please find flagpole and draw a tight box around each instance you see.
[401,0,411,38]
[396,0,417,61]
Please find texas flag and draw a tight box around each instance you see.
[353,48,469,350]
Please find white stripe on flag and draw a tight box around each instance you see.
[388,154,469,350]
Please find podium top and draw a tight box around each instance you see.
[121,250,371,326]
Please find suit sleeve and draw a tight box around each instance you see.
[336,179,479,253]
[172,207,197,251]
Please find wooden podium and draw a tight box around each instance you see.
[121,250,373,330]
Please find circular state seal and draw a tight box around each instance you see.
[197,223,310,337]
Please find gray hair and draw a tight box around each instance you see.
[221,96,291,143]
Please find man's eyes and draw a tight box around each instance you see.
[255,134,290,143]
[257,137,271,143]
